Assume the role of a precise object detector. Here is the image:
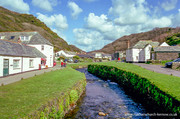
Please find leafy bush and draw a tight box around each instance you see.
[166,33,180,46]
[73,56,80,60]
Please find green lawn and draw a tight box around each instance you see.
[70,61,180,101]
[0,67,85,118]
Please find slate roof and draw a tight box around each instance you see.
[0,31,52,46]
[154,46,180,53]
[77,54,93,58]
[0,40,46,58]
[132,40,159,49]
[64,50,76,55]
[102,54,112,57]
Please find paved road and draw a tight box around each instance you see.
[134,63,180,77]
[0,65,63,86]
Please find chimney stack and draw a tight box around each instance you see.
[127,40,130,49]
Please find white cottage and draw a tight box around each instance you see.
[0,39,46,77]
[0,31,54,68]
[55,50,76,59]
[126,40,159,63]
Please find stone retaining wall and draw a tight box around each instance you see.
[172,62,180,71]
[25,78,86,119]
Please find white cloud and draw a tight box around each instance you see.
[36,13,68,30]
[73,28,109,51]
[146,17,172,28]
[161,0,177,11]
[73,0,175,52]
[67,1,83,19]
[109,0,148,25]
[32,0,57,12]
[85,13,128,41]
[0,0,29,13]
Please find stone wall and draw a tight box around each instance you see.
[26,78,87,119]
[172,62,180,71]
[155,53,179,60]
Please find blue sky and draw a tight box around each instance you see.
[0,0,180,51]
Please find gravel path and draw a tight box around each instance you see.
[134,63,180,77]
[0,65,63,86]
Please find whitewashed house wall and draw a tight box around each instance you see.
[160,42,169,46]
[132,49,141,62]
[0,56,41,77]
[22,57,41,72]
[144,44,152,61]
[95,53,102,58]
[30,45,54,68]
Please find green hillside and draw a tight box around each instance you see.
[0,7,83,52]
[166,33,180,46]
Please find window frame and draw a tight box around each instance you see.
[13,59,20,69]
[20,36,29,41]
[41,45,44,51]
[29,59,34,68]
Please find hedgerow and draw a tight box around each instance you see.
[88,64,180,114]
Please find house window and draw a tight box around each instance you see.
[57,53,59,57]
[20,36,29,41]
[29,59,34,68]
[11,36,15,39]
[13,60,20,69]
[41,45,44,51]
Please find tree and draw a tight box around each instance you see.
[73,55,80,60]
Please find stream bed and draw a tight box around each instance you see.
[65,68,149,119]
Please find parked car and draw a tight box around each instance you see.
[68,59,73,63]
[165,58,180,68]
[74,60,79,63]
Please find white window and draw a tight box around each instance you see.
[41,45,44,51]
[20,36,29,41]
[29,59,34,68]
[13,60,20,69]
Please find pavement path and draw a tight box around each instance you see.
[0,65,63,86]
[134,63,180,77]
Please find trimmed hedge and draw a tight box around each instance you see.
[88,64,180,114]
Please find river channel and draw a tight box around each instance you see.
[65,68,149,119]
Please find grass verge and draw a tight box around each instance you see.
[69,61,180,101]
[0,67,85,118]
[86,61,180,101]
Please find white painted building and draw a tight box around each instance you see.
[126,40,160,62]
[0,40,46,77]
[55,50,76,59]
[0,31,54,68]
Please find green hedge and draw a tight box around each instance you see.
[88,64,180,114]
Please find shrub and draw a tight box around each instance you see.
[88,64,180,114]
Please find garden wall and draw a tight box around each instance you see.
[25,78,86,119]
[172,62,180,71]
[88,64,180,114]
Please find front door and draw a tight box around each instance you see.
[3,59,9,76]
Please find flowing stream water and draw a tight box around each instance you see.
[65,68,149,119]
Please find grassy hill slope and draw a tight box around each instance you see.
[93,27,180,54]
[0,7,84,53]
